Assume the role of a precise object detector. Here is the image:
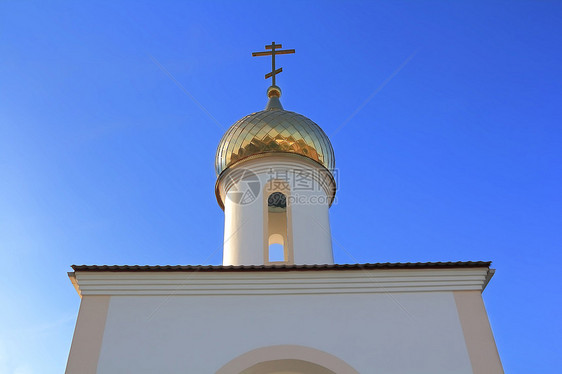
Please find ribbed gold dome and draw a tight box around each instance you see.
[215,87,335,175]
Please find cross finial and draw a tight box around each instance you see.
[252,42,295,86]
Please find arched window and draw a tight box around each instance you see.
[268,242,284,262]
[267,192,288,264]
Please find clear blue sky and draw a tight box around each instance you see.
[1,1,561,373]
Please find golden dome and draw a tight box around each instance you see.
[215,86,335,176]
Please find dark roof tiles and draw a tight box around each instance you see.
[71,261,491,272]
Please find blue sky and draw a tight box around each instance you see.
[1,1,561,373]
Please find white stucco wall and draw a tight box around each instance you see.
[96,291,470,373]
[223,189,265,265]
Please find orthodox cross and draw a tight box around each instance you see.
[252,42,295,86]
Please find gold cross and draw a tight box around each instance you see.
[252,42,295,86]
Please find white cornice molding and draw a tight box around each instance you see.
[71,268,492,296]
[216,154,336,209]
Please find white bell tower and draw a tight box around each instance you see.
[215,45,336,266]
[216,150,336,266]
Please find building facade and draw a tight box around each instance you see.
[66,47,503,373]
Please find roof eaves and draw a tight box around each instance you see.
[71,261,492,272]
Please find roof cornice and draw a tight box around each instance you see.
[69,262,494,297]
[71,261,491,272]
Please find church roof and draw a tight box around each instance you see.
[71,261,491,272]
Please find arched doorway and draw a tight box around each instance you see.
[216,345,359,374]
[241,359,335,374]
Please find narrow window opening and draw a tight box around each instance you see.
[267,191,289,264]
[268,243,285,262]
[268,192,286,212]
